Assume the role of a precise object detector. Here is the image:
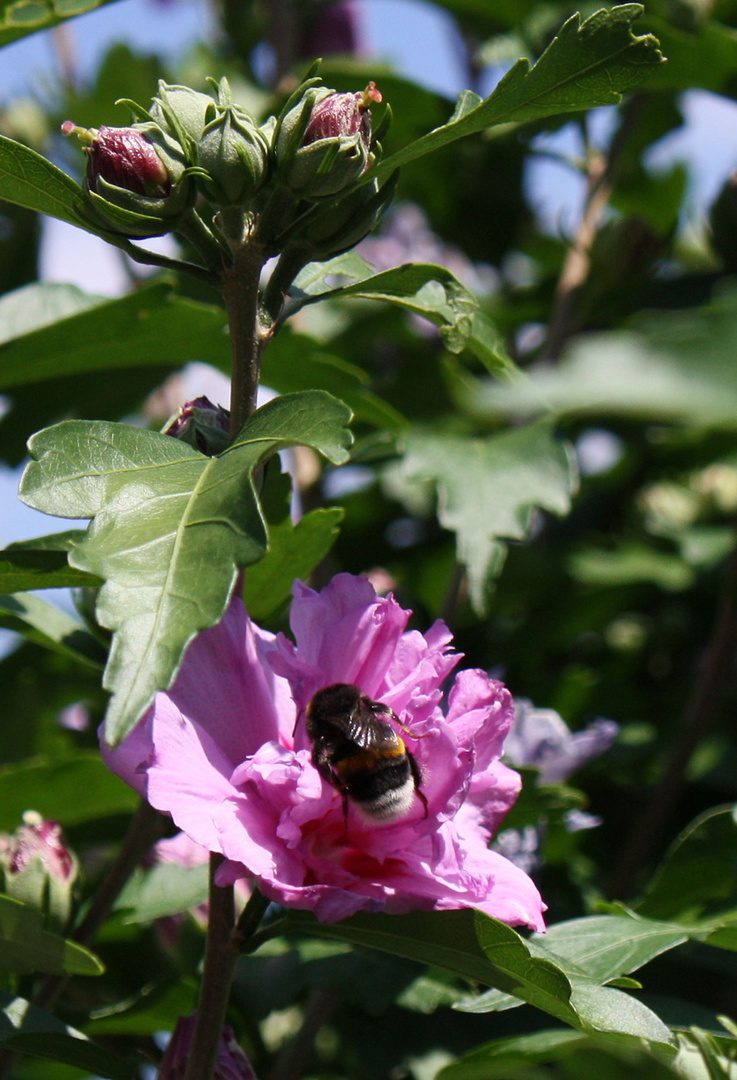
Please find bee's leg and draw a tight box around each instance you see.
[408,752,428,818]
[392,710,429,741]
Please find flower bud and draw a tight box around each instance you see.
[149,82,215,155]
[284,172,395,260]
[62,119,193,238]
[160,1013,257,1080]
[162,396,231,455]
[276,82,382,199]
[196,79,271,206]
[0,811,78,930]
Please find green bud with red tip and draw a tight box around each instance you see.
[275,81,383,199]
[0,811,79,931]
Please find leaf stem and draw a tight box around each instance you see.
[121,238,218,284]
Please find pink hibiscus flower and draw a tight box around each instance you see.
[101,574,545,928]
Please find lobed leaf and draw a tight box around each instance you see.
[370,5,663,180]
[19,392,353,744]
[291,262,517,379]
[393,422,576,613]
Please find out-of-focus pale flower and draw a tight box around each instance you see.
[493,700,618,871]
[503,698,619,785]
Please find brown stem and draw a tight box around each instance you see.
[608,532,737,899]
[540,150,610,362]
[221,238,269,435]
[183,855,241,1080]
[540,99,642,362]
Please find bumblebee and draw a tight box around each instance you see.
[304,683,428,824]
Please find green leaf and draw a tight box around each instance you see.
[115,863,209,923]
[84,978,199,1036]
[637,805,737,922]
[461,286,737,430]
[371,5,663,181]
[568,543,694,592]
[0,282,230,391]
[567,984,674,1047]
[526,915,689,986]
[0,134,94,232]
[243,507,344,622]
[464,914,677,1046]
[0,752,139,831]
[285,909,579,1027]
[0,991,135,1080]
[0,895,103,976]
[261,329,406,430]
[0,281,102,343]
[436,1030,595,1080]
[392,422,576,613]
[0,0,119,47]
[291,263,516,379]
[0,546,100,591]
[0,593,106,668]
[440,1030,683,1080]
[20,392,353,745]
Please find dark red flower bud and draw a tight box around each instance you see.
[81,125,171,198]
[62,118,191,238]
[162,395,231,455]
[160,1013,257,1080]
[303,82,382,153]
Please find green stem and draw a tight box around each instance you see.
[260,244,312,328]
[221,237,269,435]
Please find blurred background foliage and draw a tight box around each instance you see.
[4,0,737,1077]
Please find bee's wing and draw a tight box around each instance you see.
[346,700,399,749]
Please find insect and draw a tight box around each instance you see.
[304,682,428,825]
